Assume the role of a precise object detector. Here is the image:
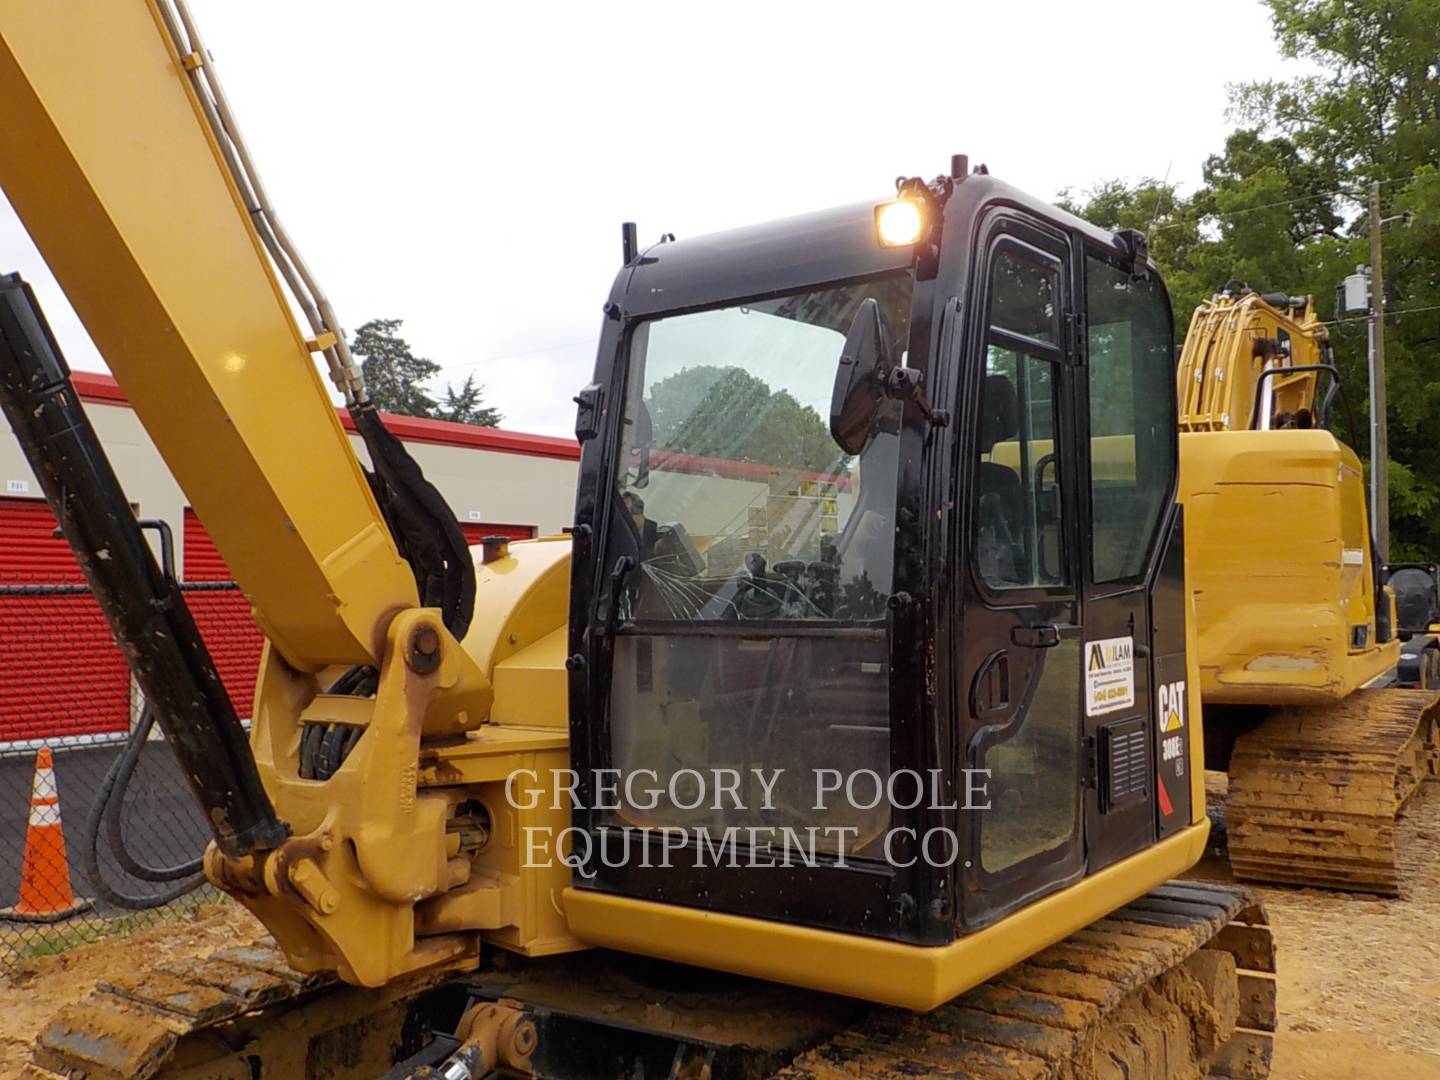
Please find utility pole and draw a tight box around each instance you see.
[1369,181,1389,563]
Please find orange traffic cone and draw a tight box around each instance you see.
[2,747,92,922]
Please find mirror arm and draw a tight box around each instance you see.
[886,367,950,429]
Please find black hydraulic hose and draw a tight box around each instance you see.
[0,274,288,858]
[103,706,205,882]
[81,706,206,910]
[354,404,476,641]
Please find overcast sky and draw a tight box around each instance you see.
[0,0,1301,437]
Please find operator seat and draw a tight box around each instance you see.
[976,373,1023,584]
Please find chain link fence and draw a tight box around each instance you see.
[0,578,260,972]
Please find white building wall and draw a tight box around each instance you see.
[384,437,577,537]
[0,394,578,570]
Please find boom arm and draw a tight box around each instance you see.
[0,0,551,989]
[1176,289,1330,434]
[0,0,415,669]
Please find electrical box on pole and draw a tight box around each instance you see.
[1342,268,1370,315]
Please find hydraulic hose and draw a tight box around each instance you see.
[81,705,206,910]
[0,275,289,858]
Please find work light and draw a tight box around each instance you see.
[874,199,925,247]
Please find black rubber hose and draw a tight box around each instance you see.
[354,405,475,641]
[0,275,287,857]
[80,705,206,909]
[103,706,205,882]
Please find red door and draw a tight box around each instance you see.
[182,510,264,719]
[0,498,131,740]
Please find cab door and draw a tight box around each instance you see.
[1079,249,1185,868]
[957,215,1086,929]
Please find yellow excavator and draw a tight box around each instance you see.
[0,2,1287,1077]
[1176,287,1440,893]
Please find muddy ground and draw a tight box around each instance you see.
[1203,777,1440,1079]
[0,901,266,1076]
[0,784,1436,1078]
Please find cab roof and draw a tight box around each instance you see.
[613,174,1136,320]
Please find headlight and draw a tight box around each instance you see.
[874,199,925,247]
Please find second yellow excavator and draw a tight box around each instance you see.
[1177,284,1440,893]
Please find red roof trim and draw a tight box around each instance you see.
[335,408,579,460]
[69,370,580,461]
[70,371,130,405]
[646,449,852,491]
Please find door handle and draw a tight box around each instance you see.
[1011,624,1060,648]
[971,650,1011,719]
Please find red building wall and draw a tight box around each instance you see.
[0,498,131,740]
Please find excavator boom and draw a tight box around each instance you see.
[0,0,415,670]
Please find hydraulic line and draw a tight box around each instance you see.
[154,0,368,405]
[0,274,289,858]
[81,705,206,910]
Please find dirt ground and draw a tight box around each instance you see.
[0,786,1435,1078]
[0,900,266,1076]
[1193,775,1440,1080]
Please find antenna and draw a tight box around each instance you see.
[1148,161,1174,231]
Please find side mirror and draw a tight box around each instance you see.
[829,298,894,455]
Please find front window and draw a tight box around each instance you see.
[605,274,912,860]
[615,275,912,623]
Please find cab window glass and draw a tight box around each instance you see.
[975,249,1067,590]
[990,251,1058,344]
[1085,257,1175,583]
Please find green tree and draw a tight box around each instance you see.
[1066,0,1440,557]
[1234,0,1440,559]
[437,374,503,427]
[1058,177,1209,319]
[648,365,841,473]
[350,318,440,417]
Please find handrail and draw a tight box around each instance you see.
[1249,363,1361,450]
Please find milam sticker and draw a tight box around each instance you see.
[1085,636,1135,716]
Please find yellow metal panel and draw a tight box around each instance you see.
[490,626,568,728]
[563,823,1209,1011]
[0,1,415,667]
[1181,429,1396,704]
[462,540,571,679]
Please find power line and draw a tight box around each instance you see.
[1319,305,1440,325]
[1149,188,1351,231]
[1146,170,1434,233]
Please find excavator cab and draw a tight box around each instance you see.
[1381,562,1440,688]
[564,167,1205,992]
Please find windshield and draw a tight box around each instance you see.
[615,274,912,624]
